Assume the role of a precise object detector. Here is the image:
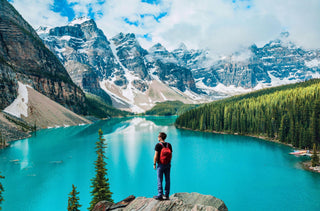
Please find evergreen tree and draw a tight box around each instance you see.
[279,113,290,143]
[33,121,37,136]
[0,172,4,210]
[89,129,113,210]
[0,132,5,149]
[0,132,3,148]
[310,100,320,145]
[67,184,81,211]
[311,143,319,167]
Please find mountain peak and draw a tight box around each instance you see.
[149,43,168,53]
[36,26,52,34]
[68,16,91,26]
[178,42,188,51]
[112,32,137,43]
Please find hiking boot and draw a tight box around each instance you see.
[163,195,170,200]
[153,195,163,200]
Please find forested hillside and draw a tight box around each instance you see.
[85,94,131,118]
[175,79,320,148]
[144,101,199,116]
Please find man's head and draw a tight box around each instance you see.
[158,132,167,141]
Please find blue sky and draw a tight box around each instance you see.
[50,0,106,21]
[9,0,320,53]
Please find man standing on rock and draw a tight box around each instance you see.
[153,132,173,200]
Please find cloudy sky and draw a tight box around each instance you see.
[8,0,320,54]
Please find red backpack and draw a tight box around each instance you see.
[159,142,172,164]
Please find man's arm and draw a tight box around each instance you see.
[153,151,158,170]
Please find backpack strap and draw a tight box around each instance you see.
[160,142,168,148]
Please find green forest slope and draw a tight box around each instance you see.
[85,93,132,118]
[144,101,199,116]
[175,79,320,148]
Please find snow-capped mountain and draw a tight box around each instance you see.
[37,18,320,112]
[37,18,203,112]
[38,18,121,79]
[146,43,198,93]
[173,32,320,94]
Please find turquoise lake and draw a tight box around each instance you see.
[1,116,320,210]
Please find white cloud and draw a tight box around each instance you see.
[255,0,320,49]
[150,0,283,53]
[10,0,68,28]
[9,0,320,54]
[95,0,320,54]
[67,0,105,19]
[95,0,168,39]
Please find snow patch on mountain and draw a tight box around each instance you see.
[268,72,300,86]
[100,80,144,113]
[196,77,268,97]
[4,82,30,118]
[109,41,145,110]
[159,92,167,101]
[36,26,52,34]
[68,17,91,26]
[59,35,72,41]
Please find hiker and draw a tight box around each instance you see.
[153,132,172,200]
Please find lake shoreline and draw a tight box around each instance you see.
[301,161,320,173]
[176,126,320,174]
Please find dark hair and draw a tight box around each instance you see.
[159,132,167,140]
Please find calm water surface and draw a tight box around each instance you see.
[1,116,320,210]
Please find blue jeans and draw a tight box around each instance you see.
[157,163,171,197]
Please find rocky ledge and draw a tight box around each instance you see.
[93,192,228,211]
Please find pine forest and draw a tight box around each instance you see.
[175,79,320,149]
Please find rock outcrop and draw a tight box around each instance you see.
[93,192,228,211]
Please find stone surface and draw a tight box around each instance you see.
[172,192,228,211]
[93,195,136,211]
[93,193,227,211]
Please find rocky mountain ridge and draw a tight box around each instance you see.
[0,0,87,114]
[37,18,320,112]
[174,32,320,93]
[37,18,203,112]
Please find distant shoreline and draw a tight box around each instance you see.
[176,125,320,174]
